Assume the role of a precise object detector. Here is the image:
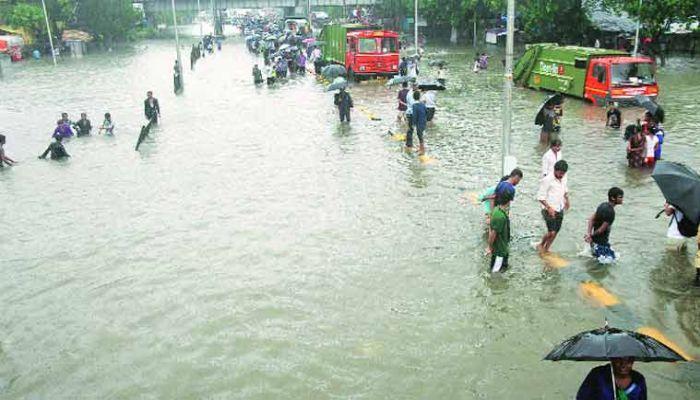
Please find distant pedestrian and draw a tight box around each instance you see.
[39,135,70,160]
[626,125,645,168]
[98,113,115,135]
[0,134,16,167]
[399,57,408,76]
[406,91,427,155]
[397,82,409,122]
[585,187,624,263]
[542,139,563,178]
[253,64,264,84]
[662,203,698,253]
[606,101,621,129]
[53,119,73,139]
[436,64,446,86]
[334,88,353,123]
[74,113,92,136]
[654,124,665,161]
[405,83,419,138]
[488,192,513,273]
[540,103,557,143]
[144,91,161,123]
[537,160,570,253]
[423,90,437,122]
[643,129,659,167]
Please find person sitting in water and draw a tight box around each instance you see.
[472,57,481,73]
[74,113,92,136]
[39,135,70,160]
[253,64,264,84]
[99,113,115,135]
[606,101,622,129]
[576,358,647,400]
[53,119,74,138]
[0,134,17,167]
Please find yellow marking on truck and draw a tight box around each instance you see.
[579,281,620,307]
[637,327,694,361]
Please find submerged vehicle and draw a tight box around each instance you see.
[513,43,658,105]
[320,23,400,80]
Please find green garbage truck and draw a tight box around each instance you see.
[513,43,659,105]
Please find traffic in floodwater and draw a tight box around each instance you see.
[1,35,699,398]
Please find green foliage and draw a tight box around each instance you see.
[6,3,45,35]
[77,0,140,43]
[602,0,699,37]
[518,0,592,43]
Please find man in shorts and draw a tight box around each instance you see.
[585,187,624,263]
[488,192,512,273]
[537,160,569,253]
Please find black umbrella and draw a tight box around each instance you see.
[321,64,346,79]
[545,326,687,362]
[535,93,563,126]
[417,81,446,91]
[652,161,700,224]
[545,324,687,400]
[635,95,665,123]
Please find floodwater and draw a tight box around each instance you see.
[1,39,699,399]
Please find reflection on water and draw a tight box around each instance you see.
[0,40,698,398]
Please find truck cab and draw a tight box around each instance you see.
[320,24,400,80]
[584,56,657,105]
[345,30,399,79]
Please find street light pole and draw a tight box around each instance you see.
[171,0,184,91]
[632,0,643,56]
[41,0,57,66]
[501,0,515,175]
[414,0,418,55]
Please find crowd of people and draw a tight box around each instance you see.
[0,91,160,163]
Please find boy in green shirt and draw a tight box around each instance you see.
[488,192,512,272]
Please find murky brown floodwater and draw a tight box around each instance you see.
[1,38,698,398]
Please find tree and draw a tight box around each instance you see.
[603,0,699,65]
[77,0,140,47]
[6,3,45,37]
[518,0,593,44]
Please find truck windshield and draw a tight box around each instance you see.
[358,38,378,53]
[611,63,655,86]
[381,38,397,53]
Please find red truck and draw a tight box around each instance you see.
[320,24,400,80]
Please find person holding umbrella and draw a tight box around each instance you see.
[652,161,700,285]
[576,357,647,400]
[545,324,687,400]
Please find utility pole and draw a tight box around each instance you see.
[41,0,57,66]
[197,0,202,38]
[501,0,516,175]
[414,0,418,55]
[171,0,184,92]
[307,0,312,33]
[632,0,643,56]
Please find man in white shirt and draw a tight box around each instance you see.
[644,130,659,167]
[537,160,569,253]
[423,90,437,122]
[405,83,418,139]
[541,138,562,178]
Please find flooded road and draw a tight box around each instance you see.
[1,39,699,398]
